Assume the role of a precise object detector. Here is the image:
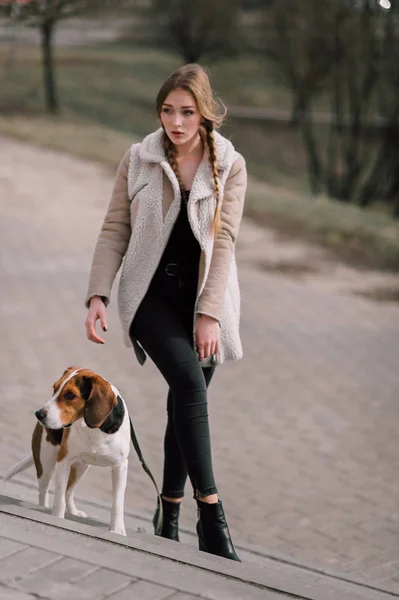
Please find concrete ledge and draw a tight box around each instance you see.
[0,493,398,600]
[3,475,396,592]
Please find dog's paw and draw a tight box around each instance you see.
[71,510,87,519]
[110,524,127,536]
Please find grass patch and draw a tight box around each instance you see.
[247,178,399,271]
[223,119,310,193]
[0,43,304,137]
[0,41,315,192]
[0,114,137,170]
[1,42,399,272]
[355,286,399,304]
[258,260,321,278]
[0,44,179,137]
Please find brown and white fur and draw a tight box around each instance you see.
[3,367,131,536]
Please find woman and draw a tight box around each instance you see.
[85,64,247,561]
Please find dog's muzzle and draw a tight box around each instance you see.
[35,408,46,423]
[35,408,71,429]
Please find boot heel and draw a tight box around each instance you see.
[196,499,241,562]
[196,521,206,551]
[154,497,181,542]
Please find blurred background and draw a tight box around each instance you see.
[2,0,399,271]
[1,0,399,592]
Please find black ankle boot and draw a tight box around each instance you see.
[153,497,181,541]
[196,500,241,561]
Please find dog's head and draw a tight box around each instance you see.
[35,366,117,429]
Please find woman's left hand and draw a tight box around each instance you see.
[195,314,220,360]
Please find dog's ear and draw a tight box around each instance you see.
[80,375,116,428]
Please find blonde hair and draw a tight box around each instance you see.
[156,64,227,235]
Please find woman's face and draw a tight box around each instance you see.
[160,89,202,147]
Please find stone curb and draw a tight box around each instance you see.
[0,494,398,600]
[4,476,398,599]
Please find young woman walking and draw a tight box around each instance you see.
[85,64,247,561]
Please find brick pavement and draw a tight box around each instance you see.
[1,493,398,600]
[0,502,278,600]
[1,138,399,590]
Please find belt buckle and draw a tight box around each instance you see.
[165,263,178,277]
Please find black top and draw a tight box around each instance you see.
[159,190,201,267]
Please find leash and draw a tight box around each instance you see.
[129,416,163,536]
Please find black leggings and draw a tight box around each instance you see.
[130,266,217,498]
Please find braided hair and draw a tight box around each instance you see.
[204,119,222,235]
[163,130,185,193]
[156,64,227,234]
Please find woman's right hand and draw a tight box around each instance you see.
[85,296,108,344]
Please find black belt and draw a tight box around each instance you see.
[161,262,198,277]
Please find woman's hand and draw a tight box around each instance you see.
[195,314,220,360]
[85,296,108,344]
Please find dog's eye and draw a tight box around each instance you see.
[64,391,75,401]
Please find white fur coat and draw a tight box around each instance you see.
[115,128,244,367]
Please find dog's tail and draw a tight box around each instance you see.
[2,455,34,482]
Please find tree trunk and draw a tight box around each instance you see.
[301,116,323,194]
[183,49,202,63]
[358,108,399,207]
[296,87,323,194]
[344,9,377,202]
[290,91,302,126]
[326,12,347,201]
[40,18,58,114]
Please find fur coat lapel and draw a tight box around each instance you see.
[118,128,241,367]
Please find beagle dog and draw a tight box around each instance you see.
[3,366,131,536]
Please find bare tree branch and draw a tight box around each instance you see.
[145,0,240,63]
[3,0,123,112]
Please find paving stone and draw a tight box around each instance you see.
[0,545,60,582]
[164,590,283,600]
[365,560,399,585]
[108,580,175,600]
[14,557,102,599]
[166,594,202,600]
[70,568,135,599]
[0,584,39,600]
[2,509,397,600]
[0,538,26,560]
[0,512,295,600]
